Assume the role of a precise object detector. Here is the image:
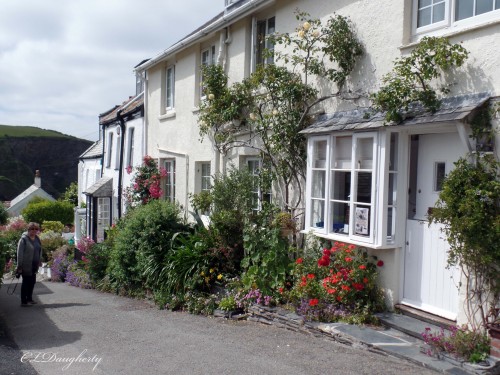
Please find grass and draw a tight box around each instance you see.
[0,124,73,139]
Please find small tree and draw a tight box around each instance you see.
[198,10,363,215]
[429,154,500,331]
[60,181,79,206]
[371,36,469,123]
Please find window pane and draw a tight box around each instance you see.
[310,200,325,228]
[389,133,398,171]
[356,138,373,169]
[388,173,397,206]
[355,172,372,204]
[433,2,446,22]
[313,140,327,168]
[354,205,370,236]
[311,170,326,198]
[456,0,474,20]
[434,162,446,191]
[420,0,432,7]
[387,207,396,239]
[332,171,350,201]
[331,202,349,234]
[476,0,494,14]
[496,0,500,9]
[333,136,352,169]
[418,7,432,27]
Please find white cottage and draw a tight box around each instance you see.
[137,0,500,326]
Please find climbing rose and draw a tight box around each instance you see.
[377,260,384,267]
[309,299,319,307]
[296,258,303,264]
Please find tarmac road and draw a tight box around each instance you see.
[0,278,437,375]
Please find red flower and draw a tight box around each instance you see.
[295,258,303,264]
[353,283,364,291]
[278,287,284,294]
[358,265,366,270]
[309,299,319,307]
[327,288,337,294]
[323,248,330,256]
[377,260,384,267]
[363,277,369,284]
[341,285,351,291]
[348,244,356,250]
[307,273,315,279]
[318,255,330,267]
[345,257,353,262]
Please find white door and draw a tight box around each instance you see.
[403,132,464,320]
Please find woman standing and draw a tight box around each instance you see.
[16,222,42,306]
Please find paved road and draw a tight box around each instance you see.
[0,278,436,375]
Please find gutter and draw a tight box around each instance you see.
[135,0,272,72]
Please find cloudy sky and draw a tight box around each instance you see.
[0,0,221,141]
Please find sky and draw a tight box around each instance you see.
[0,0,221,141]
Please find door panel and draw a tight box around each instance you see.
[403,132,465,320]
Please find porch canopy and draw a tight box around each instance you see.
[83,177,113,197]
[300,92,490,135]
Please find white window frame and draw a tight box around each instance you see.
[247,158,271,211]
[252,16,275,71]
[305,132,381,245]
[165,66,175,111]
[201,162,211,192]
[127,127,135,167]
[106,133,114,168]
[413,0,500,37]
[164,159,176,203]
[114,131,121,171]
[200,45,216,99]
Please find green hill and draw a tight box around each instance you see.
[0,124,74,138]
[0,125,93,201]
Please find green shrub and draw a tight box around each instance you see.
[40,230,67,262]
[0,204,8,226]
[42,221,64,233]
[241,207,292,295]
[85,242,111,285]
[22,200,74,225]
[107,200,189,293]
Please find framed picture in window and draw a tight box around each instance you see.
[355,207,369,235]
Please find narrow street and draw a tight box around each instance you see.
[0,279,436,375]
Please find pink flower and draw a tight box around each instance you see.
[377,260,384,267]
[358,265,366,270]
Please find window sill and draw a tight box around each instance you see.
[301,229,399,250]
[192,107,201,114]
[404,17,500,49]
[158,111,176,121]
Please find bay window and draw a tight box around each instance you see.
[306,132,399,247]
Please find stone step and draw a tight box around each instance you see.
[376,311,451,341]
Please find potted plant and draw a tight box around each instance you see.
[273,212,296,237]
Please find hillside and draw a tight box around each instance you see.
[0,125,93,201]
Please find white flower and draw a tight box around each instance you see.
[298,30,305,39]
[208,93,215,100]
[312,30,320,38]
[303,22,311,31]
[272,109,279,116]
[410,67,419,73]
[249,113,257,121]
[428,50,436,57]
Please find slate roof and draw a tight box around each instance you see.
[79,139,103,160]
[99,92,144,125]
[301,92,491,135]
[83,176,113,197]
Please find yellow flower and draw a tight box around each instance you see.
[209,268,215,273]
[205,277,210,284]
[201,271,205,276]
[208,93,215,100]
[303,22,311,31]
[217,274,223,280]
[298,30,305,38]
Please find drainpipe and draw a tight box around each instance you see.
[116,110,126,219]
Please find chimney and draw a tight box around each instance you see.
[34,170,41,187]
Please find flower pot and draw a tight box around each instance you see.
[47,268,52,279]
